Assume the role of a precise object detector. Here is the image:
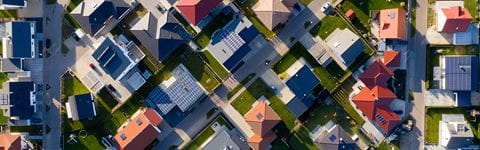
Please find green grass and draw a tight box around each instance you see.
[182,51,221,92]
[378,140,400,150]
[425,107,467,144]
[96,88,119,111]
[325,61,346,79]
[231,89,257,115]
[216,116,234,130]
[0,72,8,89]
[0,10,17,18]
[184,116,234,150]
[10,125,43,135]
[200,50,229,79]
[227,73,256,99]
[62,76,90,98]
[288,127,319,150]
[194,13,234,49]
[273,42,338,91]
[66,0,83,12]
[339,0,407,30]
[173,12,197,36]
[271,139,290,150]
[237,0,275,39]
[330,77,366,125]
[0,110,8,125]
[300,0,312,5]
[464,0,478,22]
[64,13,81,29]
[309,16,348,39]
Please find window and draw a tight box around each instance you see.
[120,134,127,140]
[136,119,143,126]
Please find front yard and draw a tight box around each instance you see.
[339,0,407,31]
[309,15,347,39]
[200,50,229,79]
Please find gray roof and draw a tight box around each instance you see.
[130,12,190,60]
[315,125,357,150]
[325,28,364,66]
[202,128,249,150]
[443,55,478,91]
[1,58,23,72]
[441,114,474,148]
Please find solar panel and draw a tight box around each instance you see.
[256,113,264,120]
[375,114,386,124]
[328,135,337,142]
[444,56,478,91]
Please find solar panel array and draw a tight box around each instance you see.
[9,82,35,120]
[444,56,478,91]
[92,38,134,80]
[219,30,245,53]
[147,65,205,115]
[375,114,387,125]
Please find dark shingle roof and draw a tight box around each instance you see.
[11,22,33,58]
[9,82,35,120]
[315,125,357,150]
[69,93,96,120]
[2,0,25,6]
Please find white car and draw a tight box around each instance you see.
[321,2,332,13]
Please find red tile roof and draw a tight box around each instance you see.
[0,134,21,150]
[176,0,222,25]
[440,6,472,33]
[114,108,162,150]
[345,9,355,21]
[374,106,401,133]
[248,131,277,150]
[383,51,401,67]
[379,8,406,40]
[371,86,397,100]
[360,60,394,88]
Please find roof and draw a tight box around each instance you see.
[0,134,21,150]
[314,125,357,150]
[352,85,396,120]
[440,114,474,148]
[210,16,260,70]
[114,108,162,150]
[345,9,355,21]
[67,93,96,120]
[244,100,281,136]
[379,8,406,40]
[440,6,472,33]
[147,64,206,115]
[130,12,190,61]
[1,58,23,72]
[247,131,277,150]
[453,24,479,45]
[202,127,248,150]
[253,0,290,30]
[1,0,25,6]
[281,0,297,8]
[374,106,401,133]
[71,0,131,35]
[443,55,478,91]
[175,0,222,25]
[5,21,35,58]
[91,37,136,80]
[359,60,394,88]
[383,51,401,67]
[286,65,319,102]
[9,81,35,120]
[326,28,364,66]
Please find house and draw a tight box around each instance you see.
[146,64,207,115]
[113,108,163,150]
[439,114,474,149]
[209,15,264,72]
[130,12,190,61]
[1,58,24,73]
[353,60,401,134]
[0,0,26,9]
[436,6,472,33]
[0,134,22,150]
[65,93,97,121]
[383,51,401,68]
[325,28,365,67]
[244,99,280,150]
[438,55,478,91]
[3,21,35,59]
[175,0,223,25]
[202,127,250,150]
[313,122,357,150]
[359,60,394,89]
[379,8,406,40]
[253,0,291,30]
[6,81,36,125]
[70,0,135,36]
[285,64,320,117]
[453,24,479,45]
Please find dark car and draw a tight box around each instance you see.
[45,39,51,49]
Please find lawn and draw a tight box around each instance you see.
[330,77,366,126]
[182,50,221,92]
[193,13,234,49]
[227,73,256,99]
[62,76,90,98]
[0,10,17,18]
[0,72,8,89]
[96,88,119,112]
[231,88,257,115]
[273,42,338,91]
[378,140,400,150]
[236,0,275,39]
[173,12,197,36]
[309,16,348,39]
[464,0,478,22]
[425,107,468,144]
[10,125,43,135]
[0,110,8,125]
[66,0,83,12]
[325,61,346,80]
[200,50,229,79]
[64,13,81,29]
[339,0,407,30]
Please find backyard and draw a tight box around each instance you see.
[200,50,229,79]
[309,15,347,39]
[0,10,17,18]
[62,76,90,99]
[236,0,275,39]
[425,107,471,144]
[182,50,221,92]
[194,13,234,49]
[273,42,338,91]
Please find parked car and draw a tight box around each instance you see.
[45,39,51,49]
[321,2,332,13]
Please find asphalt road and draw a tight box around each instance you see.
[400,0,428,149]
